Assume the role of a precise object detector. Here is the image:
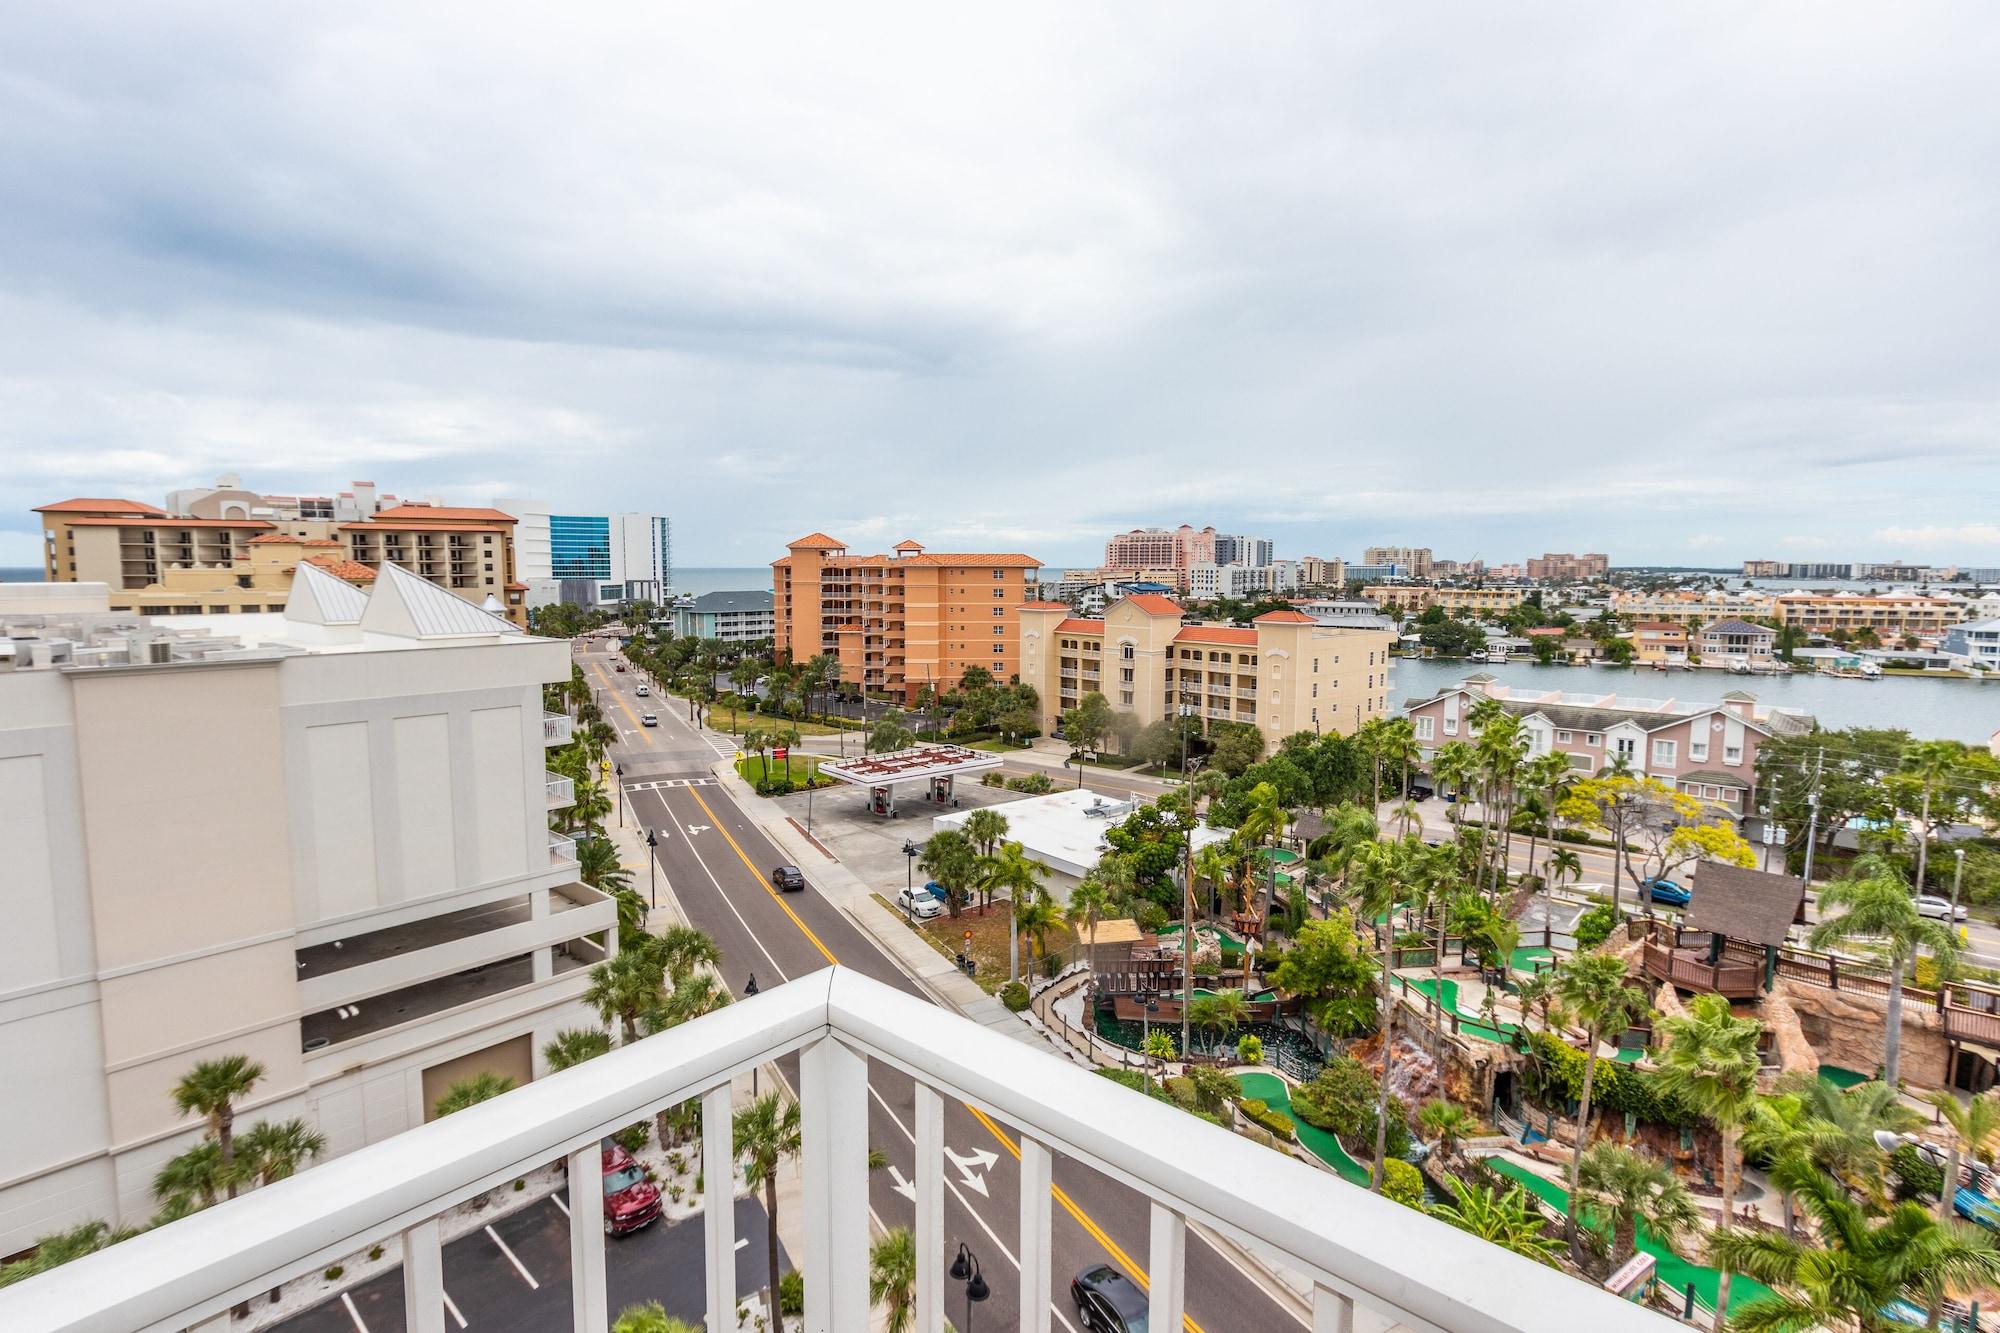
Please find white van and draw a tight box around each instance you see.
[635,683,650,697]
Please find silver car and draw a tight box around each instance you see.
[1916,895,1968,923]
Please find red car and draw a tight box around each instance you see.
[600,1143,662,1236]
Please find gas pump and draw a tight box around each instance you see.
[870,785,895,816]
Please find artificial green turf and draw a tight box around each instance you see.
[1509,945,1554,975]
[1484,1157,1773,1315]
[1818,1065,1871,1089]
[1236,1072,1371,1187]
[1399,975,1519,1043]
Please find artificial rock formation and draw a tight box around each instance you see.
[1762,983,1821,1080]
[1783,981,1947,1087]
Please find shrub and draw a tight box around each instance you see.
[1131,901,1170,934]
[1043,953,1062,979]
[1237,1034,1265,1065]
[1381,1158,1424,1208]
[614,1121,651,1154]
[1237,1098,1296,1141]
[1290,1057,1377,1137]
[1891,1143,1944,1201]
[981,772,1006,788]
[1553,828,1596,844]
[368,1245,384,1261]
[778,1270,804,1316]
[1523,1030,1696,1129]
[999,980,1031,1012]
[1572,903,1619,951]
[324,1266,344,1281]
[1006,773,1055,794]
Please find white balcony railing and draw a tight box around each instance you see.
[545,772,576,809]
[542,711,574,746]
[549,831,578,866]
[0,970,1673,1333]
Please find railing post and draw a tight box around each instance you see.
[915,1085,945,1333]
[567,1143,607,1333]
[400,1218,445,1333]
[1312,1283,1357,1332]
[702,1086,737,1333]
[1146,1202,1186,1333]
[1019,1136,1053,1333]
[800,1034,869,1332]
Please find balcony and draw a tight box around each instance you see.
[1237,687,1257,699]
[549,831,578,867]
[542,712,574,746]
[0,970,1660,1333]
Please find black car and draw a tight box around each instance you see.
[1072,1265,1149,1332]
[771,865,806,892]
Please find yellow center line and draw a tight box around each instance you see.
[685,786,840,968]
[965,1106,1205,1333]
[681,786,1201,1329]
[587,657,655,748]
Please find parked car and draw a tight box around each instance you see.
[1917,895,1969,923]
[614,662,626,672]
[641,712,658,728]
[772,865,806,892]
[922,880,951,903]
[635,683,650,696]
[1645,878,1691,908]
[1071,1265,1149,1332]
[599,1143,662,1236]
[1407,782,1436,801]
[896,885,944,919]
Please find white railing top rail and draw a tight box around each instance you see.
[0,969,1674,1333]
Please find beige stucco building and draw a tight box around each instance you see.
[34,497,530,627]
[0,566,608,1255]
[1362,584,1527,615]
[1018,595,1395,750]
[772,534,1040,702]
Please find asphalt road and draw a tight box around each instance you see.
[591,643,1302,1333]
[280,1195,783,1333]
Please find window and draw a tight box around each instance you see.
[1723,788,1739,803]
[994,589,1005,599]
[993,608,1003,617]
[1614,736,1636,761]
[1652,739,1677,767]
[1414,716,1434,741]
[1120,691,1133,705]
[1310,683,1318,698]
[1444,715,1458,736]
[1121,668,1133,683]
[1556,730,1572,744]
[1122,645,1134,659]
[1689,735,1708,763]
[993,569,1003,579]
[1724,745,1742,765]
[1312,658,1319,672]
[1586,733,1601,747]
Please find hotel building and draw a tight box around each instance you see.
[772,535,1041,702]
[1362,584,1527,615]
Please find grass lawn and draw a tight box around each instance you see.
[968,738,1033,752]
[905,897,1020,994]
[734,754,837,788]
[716,711,856,738]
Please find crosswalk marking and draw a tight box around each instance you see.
[625,777,716,791]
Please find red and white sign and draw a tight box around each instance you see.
[772,747,789,761]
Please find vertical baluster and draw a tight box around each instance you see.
[703,1085,737,1333]
[1312,1283,1356,1333]
[401,1218,445,1333]
[800,1035,869,1332]
[568,1144,607,1333]
[1146,1202,1185,1333]
[1018,1136,1052,1333]
[915,1085,945,1333]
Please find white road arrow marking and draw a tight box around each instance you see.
[887,1164,916,1202]
[943,1146,998,1196]
[687,825,710,835]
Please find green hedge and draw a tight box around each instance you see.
[999,980,1031,1012]
[1238,1098,1296,1141]
[1382,1158,1424,1208]
[1524,1030,1697,1129]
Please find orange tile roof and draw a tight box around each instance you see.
[34,497,168,516]
[1021,601,1072,610]
[1174,626,1258,646]
[1124,593,1185,616]
[505,581,529,590]
[368,504,518,524]
[302,556,378,580]
[62,516,274,529]
[788,532,846,549]
[1253,609,1316,623]
[893,539,925,551]
[1056,618,1106,634]
[338,522,509,533]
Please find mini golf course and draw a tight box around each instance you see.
[1397,975,1519,1043]
[1818,1065,1872,1090]
[1508,945,1554,975]
[1235,1072,1371,1187]
[1156,922,1248,960]
[1483,1157,1774,1316]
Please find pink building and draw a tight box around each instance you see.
[1401,674,1815,816]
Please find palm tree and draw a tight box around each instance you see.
[152,1141,230,1217]
[1417,1099,1475,1161]
[1065,877,1111,1002]
[984,843,1053,979]
[434,1071,516,1118]
[610,1300,703,1333]
[1514,970,1558,1032]
[543,1027,613,1072]
[1236,782,1292,985]
[0,1221,142,1289]
[585,951,663,1043]
[1012,889,1064,979]
[171,1054,265,1200]
[1427,1177,1564,1265]
[1902,740,1967,894]
[869,1225,918,1333]
[1742,1091,1840,1237]
[1708,1159,2000,1333]
[1654,992,1764,1321]
[577,836,633,896]
[734,1094,803,1333]
[1792,1076,1923,1207]
[238,1118,327,1186]
[1348,837,1419,1191]
[1183,988,1251,1057]
[1924,1089,2000,1222]
[569,776,613,835]
[1429,741,1478,825]
[648,923,724,986]
[1575,1142,1700,1274]
[609,886,649,949]
[1545,847,1584,892]
[1192,843,1235,920]
[1520,751,1575,880]
[1375,716,1421,799]
[1810,856,1959,1085]
[962,808,1010,863]
[1553,952,1652,1256]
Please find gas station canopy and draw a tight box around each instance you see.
[816,744,1003,787]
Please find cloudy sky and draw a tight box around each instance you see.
[2,4,1997,572]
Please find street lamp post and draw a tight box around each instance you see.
[644,828,658,909]
[902,840,919,921]
[615,762,625,828]
[1951,848,1968,936]
[744,974,760,1096]
[949,1243,989,1332]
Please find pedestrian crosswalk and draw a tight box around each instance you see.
[624,777,716,792]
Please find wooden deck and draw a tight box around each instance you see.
[1640,941,1763,999]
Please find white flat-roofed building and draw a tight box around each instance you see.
[933,788,1228,899]
[0,564,612,1255]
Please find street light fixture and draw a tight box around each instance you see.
[902,840,920,921]
[615,762,625,827]
[1952,848,1969,935]
[949,1243,989,1331]
[644,828,658,909]
[745,974,761,1095]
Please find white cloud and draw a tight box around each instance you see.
[1874,524,2000,548]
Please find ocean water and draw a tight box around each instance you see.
[0,567,42,582]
